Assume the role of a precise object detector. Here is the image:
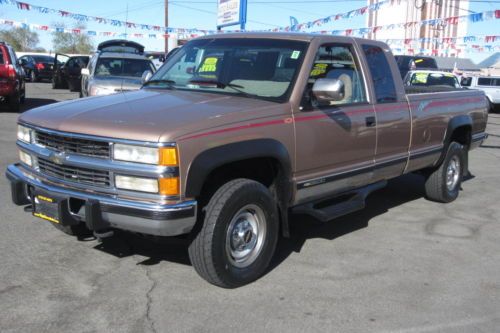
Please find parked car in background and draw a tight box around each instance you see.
[52,54,90,92]
[404,70,461,89]
[145,51,166,69]
[81,40,156,97]
[0,41,25,111]
[461,75,500,112]
[395,55,438,79]
[18,54,55,82]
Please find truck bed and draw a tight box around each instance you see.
[405,85,465,94]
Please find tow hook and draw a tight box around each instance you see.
[93,229,114,242]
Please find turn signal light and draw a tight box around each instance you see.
[159,147,178,166]
[159,177,179,196]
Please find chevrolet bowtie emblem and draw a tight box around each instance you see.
[49,151,66,165]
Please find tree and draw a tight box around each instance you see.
[0,26,40,51]
[52,23,94,54]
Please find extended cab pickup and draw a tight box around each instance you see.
[6,34,488,288]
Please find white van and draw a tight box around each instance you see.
[461,76,500,112]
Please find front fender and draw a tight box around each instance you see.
[184,138,292,198]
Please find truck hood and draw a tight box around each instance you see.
[19,89,280,142]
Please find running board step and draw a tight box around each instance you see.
[292,181,387,222]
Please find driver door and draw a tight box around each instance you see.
[294,43,376,204]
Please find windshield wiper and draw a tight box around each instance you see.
[143,79,176,89]
[188,79,258,99]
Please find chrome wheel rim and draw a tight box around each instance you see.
[225,204,266,268]
[446,156,461,191]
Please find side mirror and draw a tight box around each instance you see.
[141,70,153,84]
[312,78,345,103]
[81,68,90,76]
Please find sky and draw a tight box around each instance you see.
[0,0,499,63]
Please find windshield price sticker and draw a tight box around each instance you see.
[291,50,301,59]
[199,57,218,73]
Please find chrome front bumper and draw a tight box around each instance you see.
[6,163,197,236]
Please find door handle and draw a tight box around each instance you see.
[365,116,376,127]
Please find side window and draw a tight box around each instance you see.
[461,77,472,87]
[477,78,492,86]
[304,43,367,107]
[362,45,397,103]
[66,59,75,68]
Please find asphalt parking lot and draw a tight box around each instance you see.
[0,82,499,332]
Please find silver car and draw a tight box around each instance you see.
[81,40,156,97]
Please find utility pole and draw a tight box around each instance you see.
[164,0,169,53]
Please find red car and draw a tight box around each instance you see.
[0,42,25,111]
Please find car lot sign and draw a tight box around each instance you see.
[217,0,247,30]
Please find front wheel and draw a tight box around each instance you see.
[188,179,279,288]
[424,142,465,203]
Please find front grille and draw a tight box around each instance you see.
[35,131,110,158]
[38,157,111,187]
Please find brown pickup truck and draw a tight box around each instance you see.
[7,33,488,288]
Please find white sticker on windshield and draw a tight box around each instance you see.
[291,51,301,59]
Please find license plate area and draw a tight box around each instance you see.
[33,193,60,223]
[31,189,79,226]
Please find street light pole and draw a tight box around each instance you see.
[164,0,169,53]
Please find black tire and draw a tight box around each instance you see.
[68,80,76,92]
[53,222,93,238]
[20,88,25,104]
[51,77,59,89]
[489,101,498,113]
[424,142,465,203]
[7,92,20,112]
[188,179,279,288]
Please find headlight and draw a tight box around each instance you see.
[19,150,33,166]
[113,144,159,164]
[113,144,177,166]
[17,125,32,143]
[115,175,159,193]
[89,85,115,96]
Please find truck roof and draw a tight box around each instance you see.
[194,32,389,50]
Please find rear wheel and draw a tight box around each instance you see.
[424,142,465,203]
[7,92,20,112]
[68,80,76,92]
[51,77,59,89]
[188,179,279,288]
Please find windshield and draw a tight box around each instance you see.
[410,72,460,88]
[95,58,154,78]
[145,38,308,102]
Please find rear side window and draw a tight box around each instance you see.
[362,45,397,103]
[0,47,5,64]
[478,78,492,86]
